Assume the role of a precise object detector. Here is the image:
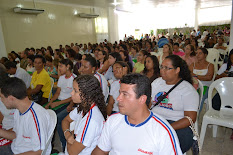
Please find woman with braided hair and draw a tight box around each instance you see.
[62,74,107,155]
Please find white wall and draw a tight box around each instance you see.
[0,0,108,53]
[0,19,7,57]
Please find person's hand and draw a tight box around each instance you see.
[66,104,73,112]
[45,103,51,109]
[65,132,75,145]
[50,101,60,108]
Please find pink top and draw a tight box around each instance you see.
[180,55,197,66]
[173,51,185,57]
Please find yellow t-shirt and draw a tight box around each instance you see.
[134,62,145,73]
[31,69,51,98]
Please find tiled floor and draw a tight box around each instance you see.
[53,106,233,155]
[186,106,233,155]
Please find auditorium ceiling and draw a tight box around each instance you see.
[37,0,232,9]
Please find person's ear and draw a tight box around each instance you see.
[8,95,16,104]
[175,67,180,75]
[139,95,147,105]
[67,65,70,71]
[92,67,96,74]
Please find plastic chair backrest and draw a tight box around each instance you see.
[48,78,54,102]
[41,109,57,155]
[207,48,219,73]
[197,79,204,111]
[208,77,233,118]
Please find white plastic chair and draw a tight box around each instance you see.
[206,48,219,73]
[199,77,233,149]
[42,109,57,155]
[48,77,54,102]
[195,79,204,134]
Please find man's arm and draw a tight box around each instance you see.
[67,141,86,155]
[0,111,3,124]
[27,85,43,96]
[92,146,109,155]
[17,150,42,155]
[0,128,16,140]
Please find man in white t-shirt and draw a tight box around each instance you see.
[4,61,31,88]
[0,77,53,155]
[92,74,182,155]
[0,100,15,130]
[214,37,227,55]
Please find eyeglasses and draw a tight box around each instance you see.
[159,65,174,70]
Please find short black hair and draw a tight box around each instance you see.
[173,42,179,47]
[199,47,208,55]
[74,53,82,61]
[59,59,74,70]
[34,55,46,63]
[66,49,76,58]
[85,55,97,68]
[109,52,123,62]
[114,61,130,74]
[166,55,193,84]
[120,73,151,106]
[0,67,9,88]
[4,61,16,69]
[27,55,35,62]
[120,44,128,51]
[0,77,27,99]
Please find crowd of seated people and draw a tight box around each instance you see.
[0,26,231,154]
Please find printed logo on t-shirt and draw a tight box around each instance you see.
[138,148,153,155]
[154,92,173,110]
[22,135,31,139]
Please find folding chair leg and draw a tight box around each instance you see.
[200,120,208,149]
[213,125,218,137]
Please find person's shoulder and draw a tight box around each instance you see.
[179,80,197,93]
[59,74,65,80]
[150,112,173,130]
[106,112,123,123]
[40,69,50,76]
[17,67,28,75]
[95,72,107,82]
[33,102,49,113]
[151,77,163,86]
[111,79,120,86]
[32,70,37,77]
[95,72,103,78]
[91,106,105,121]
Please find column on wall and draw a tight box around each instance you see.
[194,1,200,31]
[0,19,7,57]
[108,7,119,43]
[229,0,233,51]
